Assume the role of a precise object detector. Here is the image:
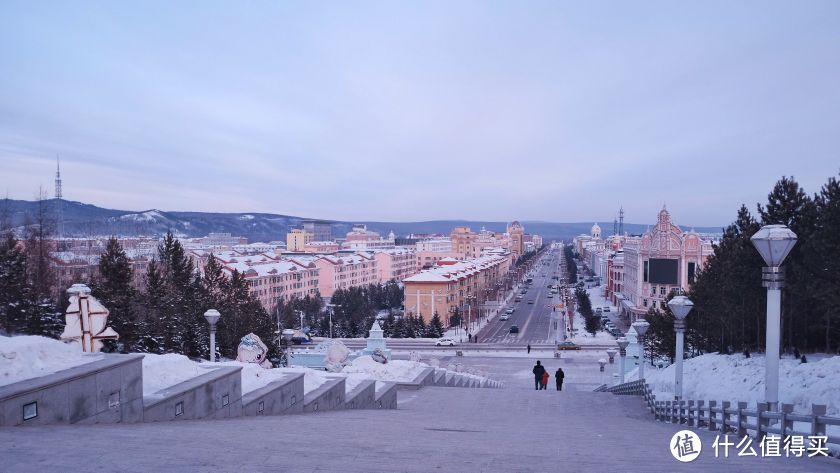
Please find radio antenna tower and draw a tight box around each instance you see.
[55,155,64,248]
[618,206,624,236]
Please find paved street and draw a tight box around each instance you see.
[476,249,564,345]
[2,354,836,472]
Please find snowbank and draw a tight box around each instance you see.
[643,353,840,416]
[217,361,292,394]
[142,353,208,396]
[275,366,330,393]
[0,335,102,387]
[341,356,428,382]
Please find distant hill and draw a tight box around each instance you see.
[0,198,722,242]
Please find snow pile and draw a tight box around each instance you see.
[275,366,330,393]
[341,356,428,382]
[142,353,208,396]
[217,361,290,394]
[644,353,840,416]
[0,335,102,387]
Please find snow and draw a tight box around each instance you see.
[274,366,330,393]
[640,353,840,416]
[341,356,428,382]
[0,335,102,387]
[218,361,289,394]
[142,353,207,396]
[119,210,164,222]
[238,214,255,220]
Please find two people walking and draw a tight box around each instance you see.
[532,361,565,391]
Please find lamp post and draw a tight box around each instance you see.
[616,337,629,384]
[204,309,221,362]
[281,328,295,367]
[751,224,797,411]
[632,320,650,381]
[667,295,694,400]
[606,348,617,364]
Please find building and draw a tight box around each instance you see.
[373,248,417,282]
[302,220,332,242]
[508,221,525,260]
[402,253,511,324]
[618,207,713,320]
[286,229,313,252]
[415,238,452,253]
[345,224,380,242]
[221,258,319,311]
[311,253,379,297]
[303,241,340,253]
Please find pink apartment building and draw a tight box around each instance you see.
[221,259,319,312]
[373,248,417,282]
[311,253,379,297]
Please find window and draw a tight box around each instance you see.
[660,286,666,296]
[643,260,649,282]
[643,299,648,307]
[688,262,697,284]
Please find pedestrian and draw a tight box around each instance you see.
[794,347,801,359]
[527,344,531,354]
[541,371,549,390]
[801,355,808,363]
[743,348,751,358]
[532,361,545,390]
[555,368,564,391]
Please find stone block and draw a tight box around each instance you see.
[344,380,375,409]
[304,378,345,413]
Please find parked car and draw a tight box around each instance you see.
[509,325,520,334]
[527,300,534,304]
[500,314,510,321]
[603,307,611,312]
[436,338,457,346]
[557,341,581,350]
[506,307,515,314]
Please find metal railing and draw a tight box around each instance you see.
[602,379,840,448]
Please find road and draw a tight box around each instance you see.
[475,247,566,345]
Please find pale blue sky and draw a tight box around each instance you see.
[1,0,838,226]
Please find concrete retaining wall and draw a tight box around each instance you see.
[304,378,345,413]
[0,354,144,427]
[143,366,242,422]
[397,367,435,391]
[374,382,398,409]
[344,380,375,409]
[433,370,447,386]
[242,373,304,416]
[445,373,458,387]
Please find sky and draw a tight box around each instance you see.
[1,1,839,227]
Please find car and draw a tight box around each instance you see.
[500,314,510,321]
[527,300,534,304]
[509,325,520,334]
[557,341,581,350]
[603,307,611,312]
[506,307,515,314]
[610,328,623,337]
[547,294,553,299]
[435,338,457,346]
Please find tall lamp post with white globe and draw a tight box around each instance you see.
[204,309,221,362]
[667,296,693,400]
[751,224,797,411]
[632,320,650,381]
[616,338,629,384]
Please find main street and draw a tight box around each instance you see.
[475,246,565,345]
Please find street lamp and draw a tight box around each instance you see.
[326,303,337,338]
[667,295,694,400]
[632,320,650,381]
[606,348,617,364]
[281,328,295,367]
[616,338,629,384]
[204,309,221,362]
[751,224,797,411]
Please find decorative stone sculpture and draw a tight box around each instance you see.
[60,284,118,352]
[236,333,272,368]
[371,348,388,364]
[324,340,351,372]
[408,351,420,362]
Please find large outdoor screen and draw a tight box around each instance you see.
[649,258,678,284]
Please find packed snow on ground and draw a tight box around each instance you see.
[341,355,428,382]
[142,353,208,396]
[639,353,840,417]
[0,335,103,387]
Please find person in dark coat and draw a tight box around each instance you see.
[527,344,531,354]
[555,368,565,391]
[532,361,546,390]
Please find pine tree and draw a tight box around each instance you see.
[811,173,840,352]
[427,312,445,338]
[0,232,36,335]
[92,237,138,352]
